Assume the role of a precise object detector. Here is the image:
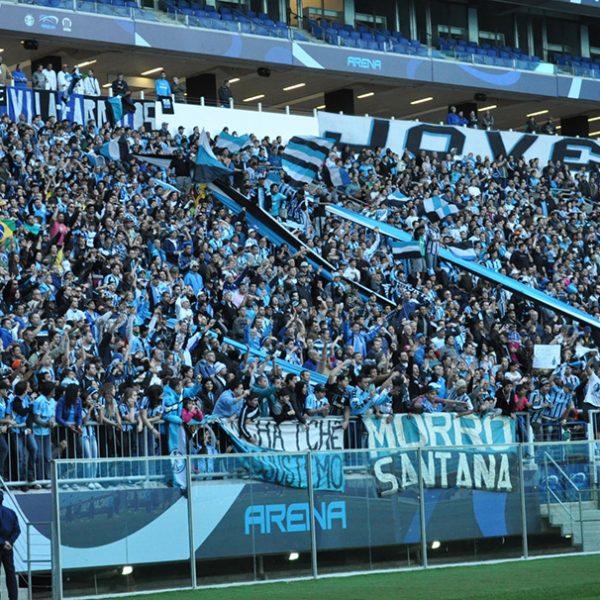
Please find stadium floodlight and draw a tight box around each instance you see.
[121,566,133,576]
[526,109,549,118]
[410,96,433,105]
[288,552,300,561]
[243,94,265,102]
[479,105,497,111]
[357,92,375,99]
[431,541,441,550]
[141,67,164,76]
[283,83,306,91]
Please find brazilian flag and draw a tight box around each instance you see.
[0,220,15,244]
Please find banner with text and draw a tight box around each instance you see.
[219,422,344,491]
[0,86,155,129]
[318,112,600,168]
[366,414,517,494]
[364,413,516,450]
[244,417,346,452]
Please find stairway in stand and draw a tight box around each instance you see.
[541,500,600,552]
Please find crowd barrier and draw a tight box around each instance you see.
[46,439,600,599]
[2,410,595,489]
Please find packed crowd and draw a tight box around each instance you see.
[0,106,598,490]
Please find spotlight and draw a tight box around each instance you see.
[431,541,441,550]
[121,566,133,576]
[288,552,299,561]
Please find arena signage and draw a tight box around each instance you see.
[346,56,383,71]
[0,86,155,129]
[318,112,600,168]
[244,500,347,535]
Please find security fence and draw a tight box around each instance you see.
[46,438,600,599]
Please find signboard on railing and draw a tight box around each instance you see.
[318,112,600,168]
[0,86,155,129]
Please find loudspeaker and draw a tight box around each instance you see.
[474,92,487,102]
[22,39,39,51]
[257,67,271,78]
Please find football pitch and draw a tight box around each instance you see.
[119,555,600,600]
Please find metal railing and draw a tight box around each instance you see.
[543,451,585,546]
[46,440,600,600]
[1,409,595,488]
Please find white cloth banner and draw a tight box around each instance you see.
[243,418,345,452]
[533,344,562,369]
[318,112,600,168]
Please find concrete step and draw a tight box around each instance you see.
[540,501,598,517]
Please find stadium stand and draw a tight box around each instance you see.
[0,104,596,490]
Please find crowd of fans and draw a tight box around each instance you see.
[0,98,598,491]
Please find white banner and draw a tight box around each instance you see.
[533,344,562,370]
[244,417,345,452]
[318,112,600,168]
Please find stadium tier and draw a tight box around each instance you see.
[0,1,599,599]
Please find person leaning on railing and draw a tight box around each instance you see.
[54,384,83,463]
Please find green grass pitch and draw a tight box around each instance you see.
[115,555,600,600]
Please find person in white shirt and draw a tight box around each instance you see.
[42,63,57,91]
[56,64,71,94]
[82,69,101,96]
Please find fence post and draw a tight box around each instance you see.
[518,444,529,559]
[305,451,318,578]
[50,460,63,600]
[27,524,32,600]
[417,447,428,568]
[185,455,197,588]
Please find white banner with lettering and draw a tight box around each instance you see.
[318,112,600,168]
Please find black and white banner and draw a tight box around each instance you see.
[0,86,155,129]
[243,417,346,452]
[318,112,600,168]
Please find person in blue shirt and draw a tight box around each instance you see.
[163,377,201,488]
[0,381,14,481]
[32,381,56,483]
[212,380,247,418]
[0,490,20,600]
[155,71,172,98]
[10,381,39,490]
[55,384,83,471]
[11,65,27,89]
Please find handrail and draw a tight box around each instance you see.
[543,451,585,547]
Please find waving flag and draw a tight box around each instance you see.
[150,178,181,194]
[323,164,351,188]
[390,241,422,260]
[131,153,173,171]
[99,137,129,162]
[387,189,410,202]
[282,136,335,184]
[419,195,460,222]
[447,241,477,261]
[0,220,15,244]
[214,131,251,154]
[194,130,231,183]
[105,96,123,124]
